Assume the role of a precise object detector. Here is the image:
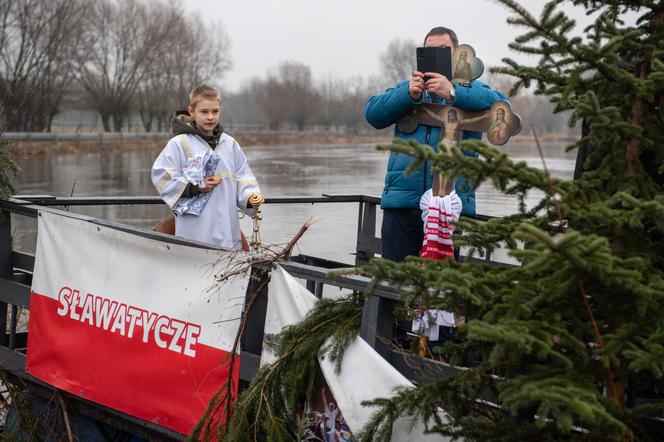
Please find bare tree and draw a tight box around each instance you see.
[255,61,321,131]
[223,78,268,129]
[254,61,321,131]
[136,9,232,132]
[257,75,289,130]
[0,0,88,131]
[379,37,417,87]
[279,62,320,131]
[77,0,176,132]
[336,76,372,133]
[315,75,371,133]
[317,75,346,128]
[233,72,370,133]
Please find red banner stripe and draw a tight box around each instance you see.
[26,292,238,435]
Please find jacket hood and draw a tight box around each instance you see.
[171,110,224,147]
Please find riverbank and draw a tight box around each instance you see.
[4,131,394,159]
[4,130,578,159]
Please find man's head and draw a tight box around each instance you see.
[448,108,458,123]
[460,50,467,60]
[188,85,222,136]
[423,26,458,49]
[496,108,505,121]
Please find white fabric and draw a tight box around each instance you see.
[182,152,208,187]
[261,265,318,366]
[419,189,462,221]
[31,211,250,350]
[418,189,462,332]
[319,337,452,441]
[412,309,456,340]
[152,133,260,250]
[264,265,455,441]
[419,189,462,252]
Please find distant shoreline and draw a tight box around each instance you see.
[4,131,392,158]
[4,130,578,159]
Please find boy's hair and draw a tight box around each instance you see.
[423,26,459,48]
[189,85,221,109]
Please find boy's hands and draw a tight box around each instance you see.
[200,176,221,193]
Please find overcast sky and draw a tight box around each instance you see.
[183,0,625,92]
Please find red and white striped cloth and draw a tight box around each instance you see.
[419,189,462,260]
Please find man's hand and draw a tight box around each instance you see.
[424,72,454,100]
[409,70,425,101]
[199,176,221,193]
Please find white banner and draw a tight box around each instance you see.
[27,210,250,435]
[264,264,456,441]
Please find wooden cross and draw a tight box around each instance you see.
[399,100,522,195]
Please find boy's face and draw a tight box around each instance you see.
[188,98,221,136]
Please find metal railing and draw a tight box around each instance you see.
[0,194,440,440]
[1,132,170,142]
[3,195,658,439]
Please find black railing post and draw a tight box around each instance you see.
[360,295,394,363]
[239,263,270,382]
[355,199,379,266]
[0,210,11,346]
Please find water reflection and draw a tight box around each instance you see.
[12,138,576,264]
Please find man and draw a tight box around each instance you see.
[365,27,509,262]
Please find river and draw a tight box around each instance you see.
[12,138,576,264]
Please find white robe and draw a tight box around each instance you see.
[151,133,260,250]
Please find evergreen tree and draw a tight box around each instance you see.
[359,0,664,440]
[0,138,17,200]
[223,1,664,440]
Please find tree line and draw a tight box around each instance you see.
[0,0,229,132]
[224,39,571,134]
[0,0,573,134]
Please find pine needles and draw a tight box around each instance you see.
[206,2,664,440]
[0,139,18,200]
[357,1,664,440]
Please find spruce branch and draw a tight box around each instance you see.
[221,297,362,441]
[236,2,664,440]
[0,139,18,199]
[495,0,631,84]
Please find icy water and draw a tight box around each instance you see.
[11,138,576,264]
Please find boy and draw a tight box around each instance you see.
[152,85,260,250]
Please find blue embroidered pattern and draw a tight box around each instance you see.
[176,152,221,216]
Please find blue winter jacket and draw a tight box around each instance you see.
[365,80,509,217]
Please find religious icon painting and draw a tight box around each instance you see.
[452,44,484,85]
[486,100,522,146]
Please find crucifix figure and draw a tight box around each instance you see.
[396,43,522,354]
[397,99,521,267]
[404,100,521,344]
[398,100,522,196]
